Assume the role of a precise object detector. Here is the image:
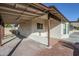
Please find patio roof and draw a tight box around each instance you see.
[30,3,70,22]
[0,3,69,24]
[0,3,47,24]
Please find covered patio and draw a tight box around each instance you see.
[0,3,49,46]
[0,3,73,56]
[0,3,67,46]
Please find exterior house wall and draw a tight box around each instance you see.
[61,22,70,38]
[18,18,70,45]
[49,18,70,39]
[70,22,79,33]
[71,22,79,27]
[18,20,32,37]
[18,19,48,45]
[29,18,48,45]
[68,22,79,35]
[49,18,62,39]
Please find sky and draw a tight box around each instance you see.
[43,3,79,21]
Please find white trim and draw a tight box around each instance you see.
[61,22,69,39]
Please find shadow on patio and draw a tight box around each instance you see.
[59,40,79,56]
[7,30,26,56]
[10,30,26,39]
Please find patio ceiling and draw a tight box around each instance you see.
[0,3,69,24]
[0,3,47,24]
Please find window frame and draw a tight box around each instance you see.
[37,23,43,30]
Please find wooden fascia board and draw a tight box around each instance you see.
[51,6,70,22]
[30,3,49,13]
[33,3,49,10]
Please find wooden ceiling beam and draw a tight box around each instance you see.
[0,9,40,17]
[0,4,45,16]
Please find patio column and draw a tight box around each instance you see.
[47,12,51,47]
[0,14,4,46]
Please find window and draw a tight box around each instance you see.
[37,23,43,29]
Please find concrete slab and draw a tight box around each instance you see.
[0,37,21,56]
[12,38,73,56]
[63,32,79,43]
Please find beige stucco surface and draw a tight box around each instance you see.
[18,18,48,45]
[18,16,64,45]
[50,18,62,39]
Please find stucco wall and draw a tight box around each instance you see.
[31,18,47,37]
[18,20,32,37]
[49,18,69,39]
[61,23,70,38]
[29,18,48,45]
[49,18,62,39]
[18,18,69,45]
[18,19,48,45]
